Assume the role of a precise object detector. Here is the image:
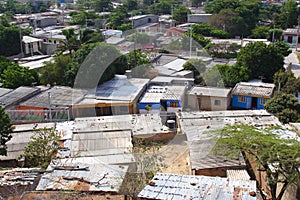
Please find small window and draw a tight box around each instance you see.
[214,100,221,106]
[238,96,246,102]
[170,102,179,107]
[260,98,266,105]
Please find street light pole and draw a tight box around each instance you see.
[189,25,192,57]
[48,92,52,121]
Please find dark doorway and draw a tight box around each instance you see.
[251,97,257,109]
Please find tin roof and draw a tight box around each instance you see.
[189,86,231,97]
[226,169,251,180]
[138,173,256,200]
[0,86,40,108]
[0,123,55,161]
[0,168,41,187]
[231,82,275,98]
[177,110,282,170]
[20,86,87,108]
[77,75,149,104]
[36,163,128,192]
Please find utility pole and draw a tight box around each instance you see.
[296,16,300,51]
[19,28,24,58]
[189,24,192,57]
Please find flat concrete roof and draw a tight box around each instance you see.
[189,86,231,97]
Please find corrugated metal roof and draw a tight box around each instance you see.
[0,86,40,108]
[0,123,55,161]
[231,82,275,98]
[177,110,282,171]
[162,58,186,72]
[0,88,12,97]
[138,173,256,200]
[189,86,231,97]
[71,130,132,157]
[20,86,87,108]
[0,168,41,186]
[36,163,128,192]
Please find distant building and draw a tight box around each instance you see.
[22,36,43,56]
[187,86,231,111]
[129,14,159,29]
[283,28,299,47]
[187,14,212,23]
[231,81,275,109]
[30,16,57,28]
[138,173,257,200]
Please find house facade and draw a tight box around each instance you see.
[187,86,231,111]
[283,28,299,47]
[231,81,275,109]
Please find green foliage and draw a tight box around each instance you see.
[172,4,191,23]
[127,49,151,69]
[0,25,20,57]
[273,41,292,57]
[19,128,60,169]
[251,26,270,39]
[39,54,72,86]
[265,93,300,123]
[206,43,240,59]
[210,29,229,39]
[203,65,224,87]
[92,0,113,12]
[278,0,298,29]
[108,5,129,28]
[274,70,300,94]
[216,64,249,87]
[237,41,284,82]
[183,58,206,77]
[213,124,300,200]
[1,63,38,89]
[0,107,13,156]
[117,23,132,31]
[269,28,283,42]
[149,0,175,15]
[205,0,261,37]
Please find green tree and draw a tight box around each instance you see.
[183,58,206,77]
[128,32,150,46]
[0,107,13,156]
[251,26,270,39]
[19,128,60,169]
[127,49,151,69]
[149,0,175,15]
[273,41,292,57]
[39,54,72,86]
[92,0,113,12]
[172,4,191,24]
[265,93,300,123]
[213,124,300,200]
[0,26,21,57]
[203,65,224,87]
[237,42,284,82]
[216,64,249,87]
[108,5,129,28]
[278,0,298,29]
[274,70,300,95]
[1,64,38,89]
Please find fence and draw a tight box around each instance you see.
[6,109,71,124]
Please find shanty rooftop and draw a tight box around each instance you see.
[20,86,87,108]
[74,113,170,137]
[177,110,281,171]
[140,85,186,103]
[0,86,40,108]
[36,163,128,192]
[0,88,12,97]
[0,168,41,187]
[77,75,149,104]
[150,76,194,86]
[138,173,256,200]
[231,81,275,98]
[189,86,231,97]
[0,123,55,161]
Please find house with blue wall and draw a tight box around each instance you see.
[139,85,186,113]
[231,81,275,110]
